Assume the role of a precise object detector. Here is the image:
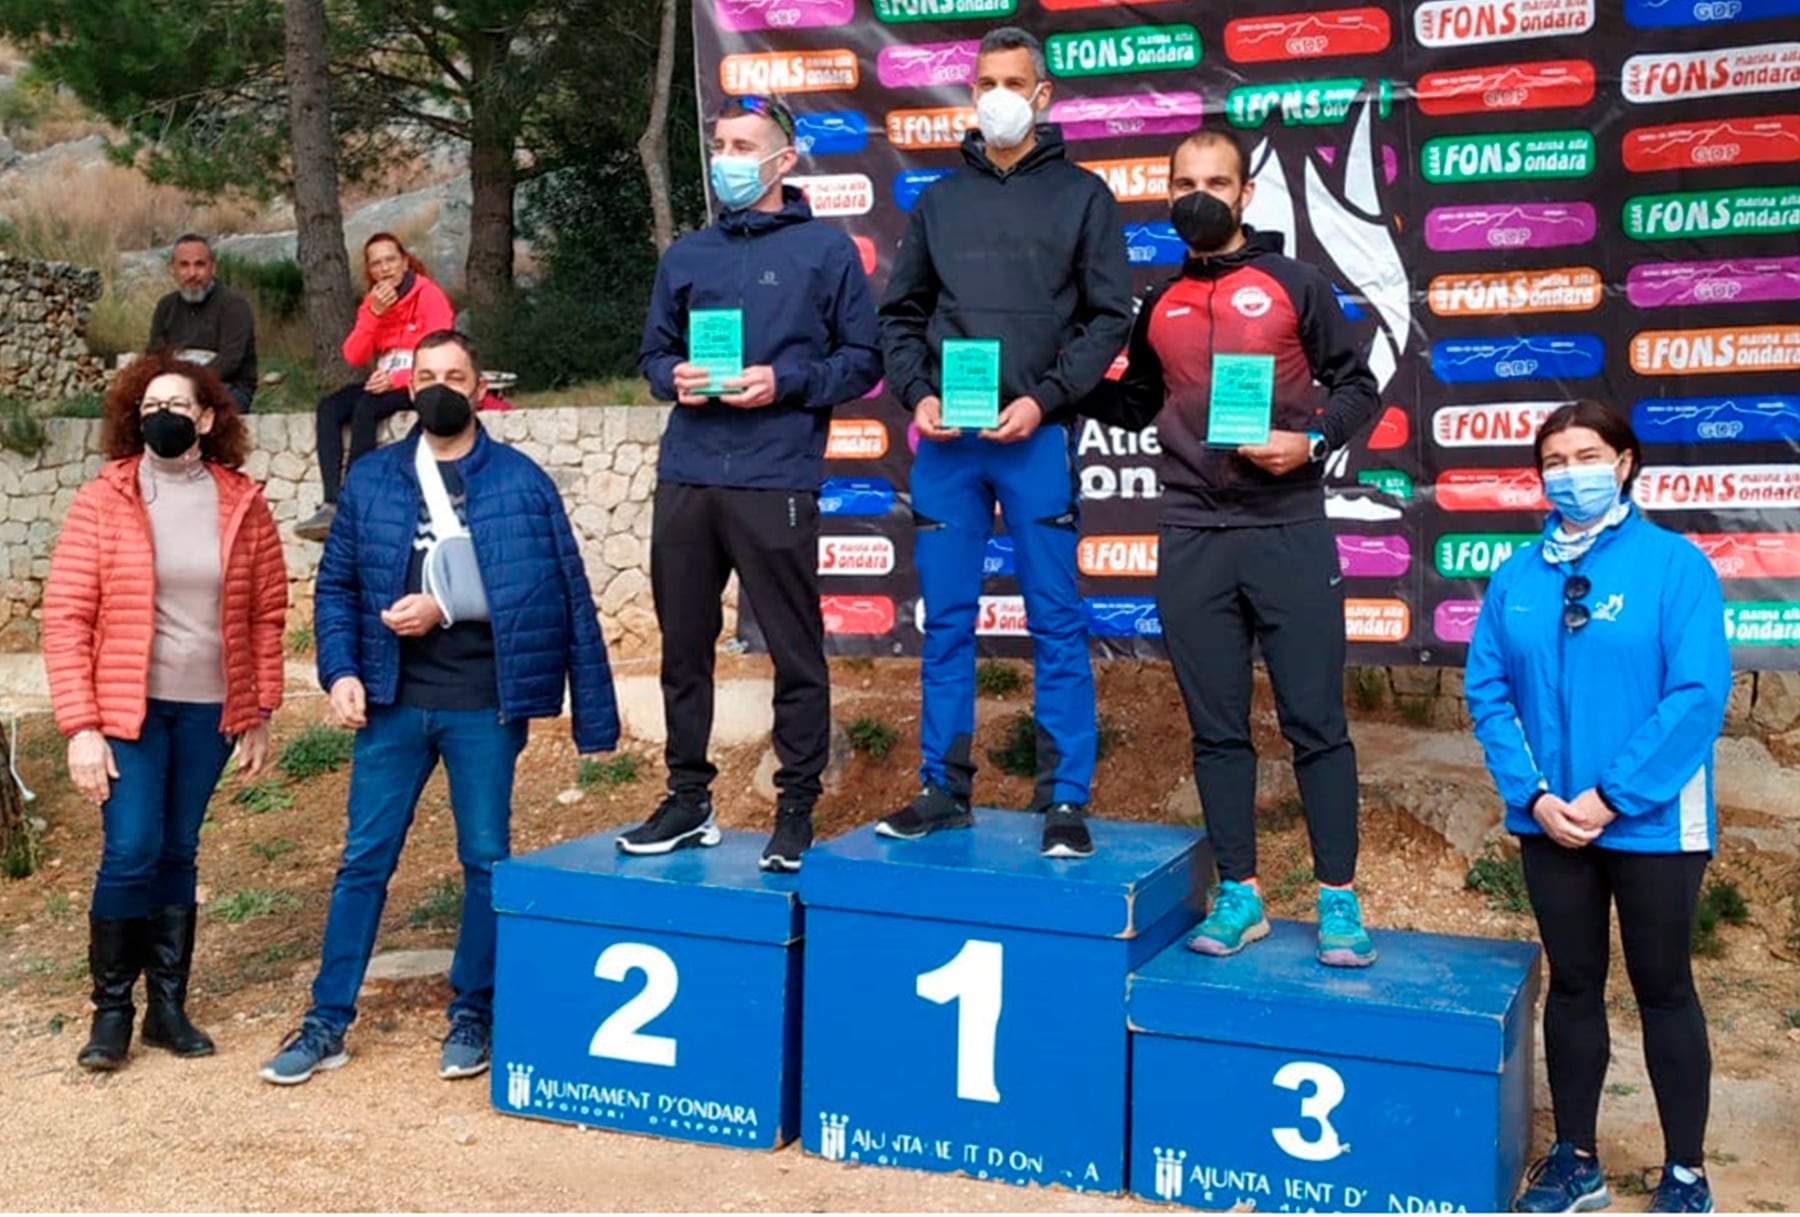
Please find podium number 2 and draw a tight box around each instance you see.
[1272,1061,1349,1161]
[588,943,678,1067]
[916,939,1003,1104]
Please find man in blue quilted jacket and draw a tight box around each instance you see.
[260,330,619,1086]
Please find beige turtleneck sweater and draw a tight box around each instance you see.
[138,452,227,705]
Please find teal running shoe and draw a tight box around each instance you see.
[1317,887,1378,967]
[1186,880,1270,956]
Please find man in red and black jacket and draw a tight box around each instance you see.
[1094,127,1382,968]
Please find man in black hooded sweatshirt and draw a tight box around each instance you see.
[878,26,1134,860]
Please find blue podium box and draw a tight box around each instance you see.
[799,809,1203,1193]
[490,831,802,1150]
[1127,920,1541,1213]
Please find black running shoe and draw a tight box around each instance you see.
[616,792,719,855]
[1040,803,1094,859]
[760,805,814,873]
[876,785,973,840]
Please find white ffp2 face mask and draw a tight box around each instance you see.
[975,86,1039,150]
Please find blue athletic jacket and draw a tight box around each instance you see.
[638,188,882,492]
[315,425,620,754]
[1465,507,1730,853]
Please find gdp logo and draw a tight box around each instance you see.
[1692,533,1800,580]
[1084,598,1163,638]
[818,536,897,577]
[1226,78,1393,128]
[1049,92,1204,142]
[1627,0,1800,28]
[873,0,1017,21]
[819,478,896,517]
[713,0,855,32]
[1627,255,1800,309]
[976,595,1030,637]
[1414,0,1595,48]
[1630,325,1800,375]
[1081,157,1171,204]
[1435,468,1550,512]
[1224,7,1392,64]
[1434,402,1565,448]
[1622,115,1800,172]
[1337,534,1412,578]
[983,535,1016,578]
[721,50,859,95]
[1078,534,1158,577]
[1424,202,1597,252]
[893,168,954,212]
[792,112,868,157]
[1623,42,1800,105]
[785,174,873,217]
[1345,599,1411,643]
[1124,222,1187,266]
[1422,130,1595,182]
[1415,59,1596,116]
[821,596,896,636]
[1433,600,1484,644]
[825,418,889,461]
[1427,267,1603,316]
[1623,186,1800,240]
[1435,533,1537,577]
[1046,25,1202,78]
[876,40,978,89]
[1632,395,1800,443]
[1430,335,1604,383]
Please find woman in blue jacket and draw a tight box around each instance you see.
[1466,402,1730,1214]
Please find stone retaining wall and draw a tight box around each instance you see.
[0,256,106,401]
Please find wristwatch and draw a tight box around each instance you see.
[1306,431,1329,462]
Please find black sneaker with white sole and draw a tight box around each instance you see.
[760,805,814,873]
[616,793,720,855]
[1040,803,1094,859]
[876,784,974,840]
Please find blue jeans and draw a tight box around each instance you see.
[306,704,528,1035]
[93,700,236,920]
[911,423,1095,806]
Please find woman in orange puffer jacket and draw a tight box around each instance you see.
[42,351,288,1072]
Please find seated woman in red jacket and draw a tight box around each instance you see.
[296,232,454,540]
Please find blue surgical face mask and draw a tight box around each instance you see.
[1543,461,1623,524]
[710,150,781,210]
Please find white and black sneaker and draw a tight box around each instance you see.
[1040,803,1094,859]
[876,784,974,841]
[760,805,814,873]
[616,792,720,855]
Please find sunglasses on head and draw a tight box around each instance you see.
[1563,574,1591,632]
[736,94,796,143]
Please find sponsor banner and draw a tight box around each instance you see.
[885,107,977,151]
[1434,600,1485,644]
[1042,0,1187,8]
[713,0,855,32]
[876,40,978,89]
[1623,42,1800,105]
[1046,25,1202,78]
[1428,266,1604,316]
[1416,59,1597,116]
[1624,185,1800,239]
[1369,405,1411,450]
[721,49,858,94]
[818,536,897,576]
[1435,533,1538,577]
[872,0,1016,21]
[1338,534,1413,577]
[1433,401,1566,447]
[1080,156,1171,203]
[1085,597,1163,638]
[825,418,890,461]
[1431,335,1605,383]
[1424,202,1597,252]
[1413,0,1596,49]
[1633,395,1800,443]
[793,111,868,157]
[1048,91,1205,141]
[785,173,873,217]
[1225,7,1392,63]
[983,536,1016,578]
[1436,468,1550,512]
[976,594,1030,636]
[1626,256,1800,309]
[1346,598,1411,643]
[853,236,878,276]
[1422,130,1596,182]
[1622,115,1800,172]
[1630,325,1800,375]
[893,168,954,212]
[1634,463,1800,509]
[1693,533,1800,579]
[1359,469,1415,500]
[1078,534,1159,577]
[1226,78,1392,128]
[1627,0,1800,26]
[820,595,895,636]
[1124,221,1187,265]
[1724,601,1800,646]
[819,478,896,517]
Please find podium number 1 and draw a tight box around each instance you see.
[589,943,679,1067]
[916,939,1003,1104]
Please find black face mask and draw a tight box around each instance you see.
[414,385,473,437]
[1171,190,1240,253]
[141,409,198,459]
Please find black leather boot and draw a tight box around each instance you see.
[78,916,145,1071]
[140,905,214,1057]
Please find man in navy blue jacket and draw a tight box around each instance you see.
[261,330,619,1086]
[629,94,881,873]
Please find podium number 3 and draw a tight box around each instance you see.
[589,943,678,1067]
[916,939,1003,1104]
[1272,1060,1349,1161]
